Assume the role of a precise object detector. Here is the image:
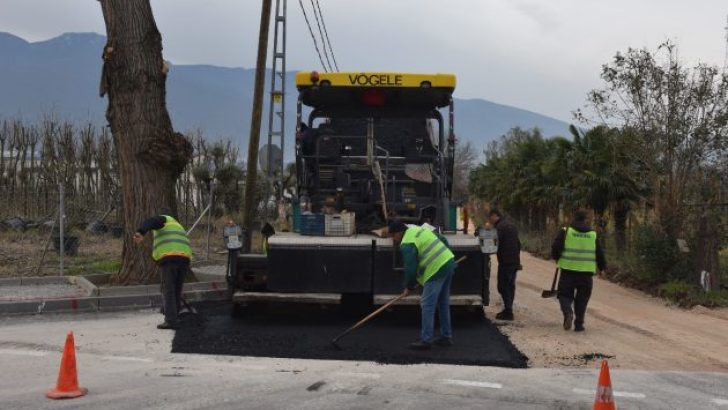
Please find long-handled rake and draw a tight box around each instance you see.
[330,255,467,349]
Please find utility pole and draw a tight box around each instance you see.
[242,0,273,252]
[266,0,287,199]
[59,184,64,276]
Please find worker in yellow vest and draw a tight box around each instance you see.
[551,209,606,332]
[134,208,192,330]
[389,220,456,350]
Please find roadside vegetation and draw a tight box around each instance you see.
[0,118,277,281]
[469,40,728,307]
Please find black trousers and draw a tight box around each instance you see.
[497,263,519,313]
[160,260,188,323]
[557,270,593,326]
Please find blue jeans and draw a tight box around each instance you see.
[420,269,453,343]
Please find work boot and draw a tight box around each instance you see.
[408,340,432,350]
[495,310,514,321]
[157,321,179,330]
[563,312,574,331]
[574,324,585,332]
[433,336,453,347]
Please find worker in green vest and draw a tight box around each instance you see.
[389,220,456,350]
[134,207,192,330]
[551,208,606,332]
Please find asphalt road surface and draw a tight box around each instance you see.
[172,302,528,367]
[2,307,728,409]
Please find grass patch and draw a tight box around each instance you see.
[658,280,728,308]
[66,257,122,275]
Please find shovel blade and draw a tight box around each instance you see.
[541,290,557,298]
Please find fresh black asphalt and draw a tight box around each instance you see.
[172,301,528,368]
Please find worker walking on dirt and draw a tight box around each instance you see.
[134,208,192,330]
[551,208,606,332]
[489,208,521,321]
[389,220,456,350]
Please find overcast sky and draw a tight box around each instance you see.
[2,0,727,121]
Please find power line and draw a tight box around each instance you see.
[298,0,329,72]
[313,0,339,71]
[723,14,728,72]
[309,0,333,72]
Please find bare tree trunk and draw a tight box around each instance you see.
[99,0,192,284]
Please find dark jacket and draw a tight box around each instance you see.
[494,218,521,266]
[551,221,606,272]
[137,215,190,265]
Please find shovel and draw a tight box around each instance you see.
[541,267,560,298]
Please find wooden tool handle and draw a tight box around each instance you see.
[349,292,408,333]
[550,267,559,291]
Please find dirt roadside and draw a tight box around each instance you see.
[488,252,728,371]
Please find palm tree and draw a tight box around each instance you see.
[568,125,645,253]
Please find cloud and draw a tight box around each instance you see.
[1,0,726,121]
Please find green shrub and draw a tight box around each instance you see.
[692,290,728,308]
[658,280,693,306]
[658,280,728,307]
[632,225,692,284]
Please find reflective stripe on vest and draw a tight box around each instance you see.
[152,216,192,261]
[401,226,454,285]
[557,227,597,273]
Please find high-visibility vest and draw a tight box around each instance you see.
[557,227,597,273]
[152,215,192,261]
[401,226,454,285]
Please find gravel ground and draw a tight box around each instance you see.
[493,252,728,371]
[172,301,528,368]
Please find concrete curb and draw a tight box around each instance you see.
[0,275,228,315]
[0,276,69,286]
[68,275,98,296]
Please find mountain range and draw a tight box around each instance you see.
[0,32,571,159]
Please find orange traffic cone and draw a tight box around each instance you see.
[46,332,88,399]
[593,360,616,410]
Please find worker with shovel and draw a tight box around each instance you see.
[389,220,456,350]
[551,208,606,332]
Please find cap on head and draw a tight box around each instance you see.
[574,208,588,222]
[387,219,407,235]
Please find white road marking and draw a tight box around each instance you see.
[442,379,503,389]
[713,398,728,406]
[573,388,646,399]
[222,363,268,371]
[335,372,381,379]
[0,348,48,357]
[100,355,153,363]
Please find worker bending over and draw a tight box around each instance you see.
[134,208,192,330]
[389,220,456,350]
